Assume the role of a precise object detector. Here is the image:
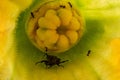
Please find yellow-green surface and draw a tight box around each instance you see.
[0,0,120,80]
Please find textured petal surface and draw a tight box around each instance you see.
[0,0,120,80]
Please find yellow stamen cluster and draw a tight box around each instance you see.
[27,1,84,54]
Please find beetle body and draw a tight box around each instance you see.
[35,47,68,68]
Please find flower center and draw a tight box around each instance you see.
[26,0,84,54]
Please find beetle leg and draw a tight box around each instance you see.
[60,60,69,63]
[57,64,64,67]
[35,61,41,65]
[35,60,46,65]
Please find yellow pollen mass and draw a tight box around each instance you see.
[26,0,84,53]
[36,29,58,45]
[66,31,78,44]
[57,35,69,50]
[57,8,72,26]
[68,17,80,30]
[45,9,60,28]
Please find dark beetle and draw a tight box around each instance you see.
[35,47,68,68]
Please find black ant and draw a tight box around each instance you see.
[60,5,66,8]
[87,50,91,56]
[35,47,68,68]
[68,2,72,8]
[31,12,34,18]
